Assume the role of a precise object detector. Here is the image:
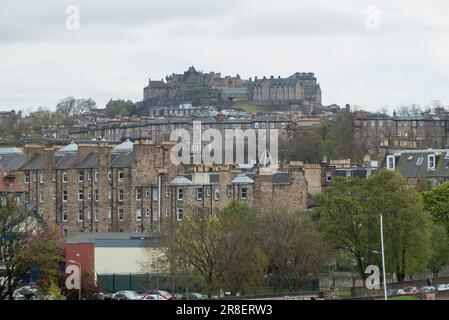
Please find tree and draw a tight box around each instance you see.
[56,96,96,116]
[105,99,135,118]
[423,182,449,234]
[331,108,355,160]
[0,196,40,299]
[283,130,324,163]
[0,195,65,300]
[26,108,74,134]
[40,281,66,300]
[164,207,229,297]
[314,170,432,282]
[163,203,267,297]
[396,104,422,117]
[218,203,268,296]
[427,224,449,278]
[256,208,330,292]
[17,227,64,294]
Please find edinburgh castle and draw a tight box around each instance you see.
[137,66,322,113]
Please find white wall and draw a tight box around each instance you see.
[94,247,164,274]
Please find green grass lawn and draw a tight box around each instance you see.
[232,102,274,113]
[390,296,420,300]
[337,289,352,298]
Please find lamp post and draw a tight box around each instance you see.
[67,260,82,300]
[380,214,387,301]
[373,215,388,300]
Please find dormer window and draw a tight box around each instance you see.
[428,155,436,170]
[387,155,395,170]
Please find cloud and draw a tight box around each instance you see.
[1,0,449,111]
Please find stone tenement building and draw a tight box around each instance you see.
[0,140,308,237]
[59,115,293,143]
[0,110,22,132]
[354,112,449,158]
[138,67,322,112]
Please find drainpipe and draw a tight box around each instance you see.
[157,174,162,232]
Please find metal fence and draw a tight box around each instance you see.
[97,273,320,297]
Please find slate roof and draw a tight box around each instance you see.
[148,80,167,89]
[355,113,393,120]
[0,154,25,171]
[110,152,133,168]
[304,84,320,95]
[67,232,149,243]
[272,172,290,183]
[74,151,98,169]
[210,173,219,184]
[252,77,300,87]
[67,233,162,247]
[253,115,291,122]
[394,150,449,178]
[19,153,44,171]
[55,153,78,169]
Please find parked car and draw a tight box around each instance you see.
[92,292,113,300]
[436,284,449,292]
[419,286,436,294]
[112,291,143,300]
[13,286,38,300]
[387,289,401,297]
[181,292,205,300]
[395,289,405,295]
[142,294,168,300]
[143,290,175,300]
[402,286,419,296]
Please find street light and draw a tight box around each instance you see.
[380,214,388,301]
[373,214,388,300]
[67,260,82,300]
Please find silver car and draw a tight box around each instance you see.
[112,290,143,300]
[436,284,449,292]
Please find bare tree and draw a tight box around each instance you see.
[256,208,331,292]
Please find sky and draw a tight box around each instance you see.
[1,0,449,113]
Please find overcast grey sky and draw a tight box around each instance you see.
[1,0,448,112]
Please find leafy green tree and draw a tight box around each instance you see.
[314,170,432,282]
[17,228,64,293]
[427,224,449,278]
[26,108,74,134]
[0,196,37,299]
[40,282,66,300]
[56,96,96,116]
[105,99,135,117]
[423,182,449,234]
